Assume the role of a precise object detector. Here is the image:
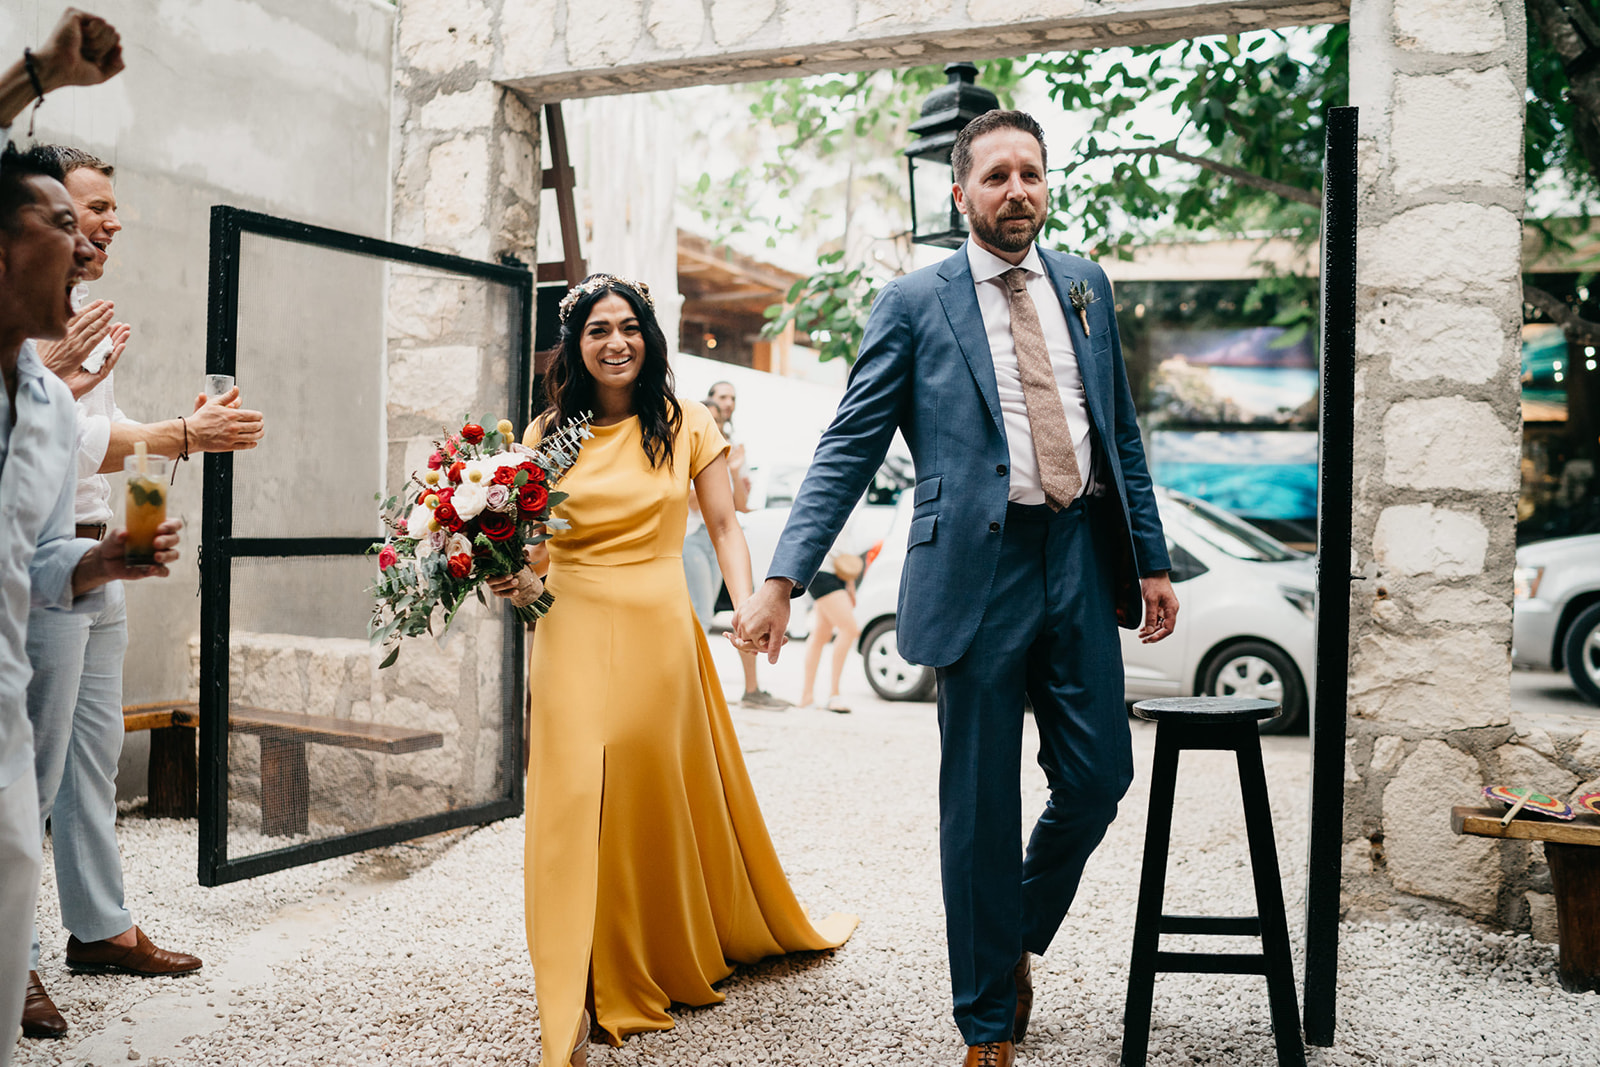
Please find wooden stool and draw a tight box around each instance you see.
[1451,806,1600,993]
[1121,696,1305,1067]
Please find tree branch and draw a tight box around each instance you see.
[1528,0,1600,180]
[1525,281,1600,345]
[1073,143,1322,206]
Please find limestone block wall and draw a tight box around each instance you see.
[190,619,510,837]
[483,0,1351,99]
[1343,0,1539,927]
[393,0,542,265]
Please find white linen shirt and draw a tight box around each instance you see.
[73,366,133,524]
[967,241,1096,506]
[0,127,103,787]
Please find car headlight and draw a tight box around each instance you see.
[1280,586,1315,619]
[1513,565,1544,600]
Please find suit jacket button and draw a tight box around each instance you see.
[989,521,1001,533]
[996,464,1007,475]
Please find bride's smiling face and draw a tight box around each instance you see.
[579,293,646,392]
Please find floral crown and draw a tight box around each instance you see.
[557,273,656,323]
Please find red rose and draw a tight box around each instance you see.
[378,545,398,570]
[518,483,549,516]
[434,486,453,506]
[447,461,466,484]
[426,452,443,471]
[461,423,485,444]
[480,510,515,542]
[434,501,461,528]
[447,553,472,579]
[519,462,546,484]
[491,466,517,486]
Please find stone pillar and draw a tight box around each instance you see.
[1343,0,1528,922]
[392,0,540,263]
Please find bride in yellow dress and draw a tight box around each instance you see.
[490,274,857,1066]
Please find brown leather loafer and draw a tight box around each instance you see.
[1013,952,1033,1043]
[963,1040,1015,1067]
[22,971,67,1038]
[65,927,202,976]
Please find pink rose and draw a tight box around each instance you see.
[485,484,510,510]
[378,545,398,570]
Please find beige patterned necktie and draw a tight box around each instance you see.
[1001,267,1082,511]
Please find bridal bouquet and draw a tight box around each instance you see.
[368,413,591,667]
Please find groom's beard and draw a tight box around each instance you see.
[969,202,1043,253]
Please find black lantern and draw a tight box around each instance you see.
[905,62,999,249]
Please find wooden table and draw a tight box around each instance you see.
[1451,806,1600,992]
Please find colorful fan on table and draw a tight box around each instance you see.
[1572,791,1600,816]
[1482,785,1575,821]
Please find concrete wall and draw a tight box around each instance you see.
[1,0,396,788]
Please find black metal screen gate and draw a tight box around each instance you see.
[199,207,532,885]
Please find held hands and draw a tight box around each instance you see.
[33,8,125,91]
[1138,573,1179,644]
[485,567,544,608]
[95,519,182,582]
[38,300,127,399]
[188,386,265,452]
[728,577,794,663]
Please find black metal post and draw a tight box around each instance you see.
[198,206,242,887]
[1303,105,1359,1046]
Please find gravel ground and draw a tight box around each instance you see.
[15,640,1598,1066]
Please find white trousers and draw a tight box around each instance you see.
[0,772,42,1067]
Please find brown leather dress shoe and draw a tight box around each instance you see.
[963,1040,1015,1067]
[1013,952,1034,1043]
[22,971,67,1038]
[65,927,202,976]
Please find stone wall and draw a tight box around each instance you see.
[482,0,1350,99]
[1343,0,1552,929]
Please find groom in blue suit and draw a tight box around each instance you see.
[733,110,1178,1067]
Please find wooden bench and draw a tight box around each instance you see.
[1452,805,1600,993]
[124,702,444,837]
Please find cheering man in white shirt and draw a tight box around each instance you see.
[16,143,264,1039]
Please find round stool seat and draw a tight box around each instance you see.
[1132,696,1281,723]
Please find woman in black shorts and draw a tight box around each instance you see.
[799,551,862,713]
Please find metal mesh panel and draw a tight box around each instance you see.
[199,209,529,883]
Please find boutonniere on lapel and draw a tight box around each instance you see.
[1067,280,1097,337]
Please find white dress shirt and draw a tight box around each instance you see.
[966,241,1095,506]
[73,367,134,525]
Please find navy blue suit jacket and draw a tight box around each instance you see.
[768,243,1171,668]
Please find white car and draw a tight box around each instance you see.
[1513,533,1600,705]
[853,488,1318,733]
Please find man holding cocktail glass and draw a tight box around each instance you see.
[10,142,263,1037]
[0,11,184,1065]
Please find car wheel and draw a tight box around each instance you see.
[1200,640,1307,735]
[1562,602,1600,705]
[862,618,936,702]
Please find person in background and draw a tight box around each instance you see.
[17,143,264,1040]
[0,12,179,1066]
[796,535,862,714]
[703,381,788,710]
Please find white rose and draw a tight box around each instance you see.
[448,533,473,558]
[452,482,488,520]
[407,503,435,536]
[462,458,496,486]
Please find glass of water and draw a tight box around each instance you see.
[202,373,236,400]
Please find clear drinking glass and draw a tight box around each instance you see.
[123,456,172,564]
[202,373,236,400]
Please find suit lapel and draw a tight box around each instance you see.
[936,247,1005,437]
[1042,251,1108,430]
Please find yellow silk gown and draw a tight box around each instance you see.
[523,402,857,1066]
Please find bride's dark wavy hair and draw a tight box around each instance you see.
[542,276,682,468]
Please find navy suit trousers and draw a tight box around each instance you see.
[935,497,1135,1045]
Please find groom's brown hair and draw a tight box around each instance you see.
[951,110,1048,187]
